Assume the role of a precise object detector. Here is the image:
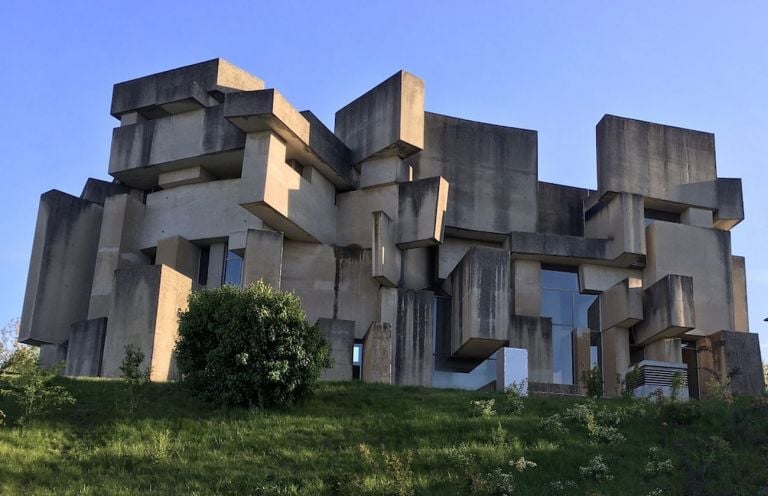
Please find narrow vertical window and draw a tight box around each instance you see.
[223,249,243,286]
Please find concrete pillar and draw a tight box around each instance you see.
[65,318,107,377]
[362,322,392,384]
[644,338,683,363]
[512,260,541,316]
[242,229,283,288]
[601,326,630,397]
[317,318,355,381]
[206,242,226,289]
[156,235,201,281]
[731,256,749,332]
[573,328,591,394]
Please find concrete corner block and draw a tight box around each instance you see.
[360,156,412,189]
[397,176,449,248]
[584,192,645,263]
[578,264,642,293]
[599,278,643,330]
[243,229,284,288]
[383,289,434,386]
[101,264,193,382]
[495,347,528,395]
[362,322,393,384]
[158,166,214,189]
[450,246,510,359]
[633,274,695,345]
[701,331,764,396]
[156,235,201,281]
[317,318,355,381]
[372,211,401,287]
[713,178,744,230]
[507,315,552,384]
[335,70,424,164]
[66,318,108,377]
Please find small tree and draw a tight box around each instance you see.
[0,347,75,425]
[581,365,603,398]
[120,345,151,415]
[175,281,330,408]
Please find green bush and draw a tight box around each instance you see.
[175,281,330,408]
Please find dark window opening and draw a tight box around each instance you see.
[287,159,311,182]
[223,248,243,286]
[352,341,363,380]
[644,208,681,226]
[198,246,210,286]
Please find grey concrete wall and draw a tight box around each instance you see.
[413,112,537,234]
[156,235,201,281]
[65,318,107,377]
[317,318,355,381]
[506,315,552,383]
[584,192,645,263]
[601,326,630,397]
[731,255,749,332]
[450,246,510,359]
[538,182,590,236]
[280,241,336,326]
[599,278,643,330]
[578,264,642,293]
[512,260,541,317]
[360,156,412,189]
[242,229,283,288]
[335,70,424,164]
[380,288,433,386]
[372,211,401,287]
[20,191,103,345]
[333,247,381,339]
[336,184,399,249]
[717,331,765,395]
[79,178,131,205]
[633,274,695,345]
[362,322,393,384]
[597,114,717,201]
[437,237,503,281]
[397,177,449,248]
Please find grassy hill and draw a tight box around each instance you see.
[0,379,766,495]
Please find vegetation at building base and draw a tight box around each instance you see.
[175,282,330,408]
[2,378,768,496]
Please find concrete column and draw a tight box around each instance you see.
[156,235,201,282]
[601,326,630,397]
[644,338,683,363]
[362,322,392,384]
[731,256,749,332]
[512,260,540,316]
[65,318,108,377]
[242,229,283,288]
[317,318,355,381]
[573,328,591,394]
[206,242,226,289]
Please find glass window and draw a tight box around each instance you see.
[541,269,579,290]
[574,293,597,329]
[223,250,243,286]
[552,325,573,385]
[541,289,574,326]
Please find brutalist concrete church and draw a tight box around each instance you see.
[20,59,765,397]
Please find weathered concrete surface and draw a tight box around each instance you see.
[39,343,68,369]
[360,156,412,189]
[380,288,433,386]
[698,331,765,396]
[242,229,283,288]
[506,315,553,383]
[414,112,537,234]
[110,58,264,118]
[317,318,355,381]
[333,247,380,339]
[578,264,642,293]
[240,132,337,243]
[538,182,590,237]
[280,241,336,326]
[336,184,399,249]
[206,242,226,289]
[644,221,733,336]
[65,318,107,377]
[20,191,103,345]
[450,247,510,359]
[156,235,201,281]
[362,322,393,384]
[573,328,592,395]
[644,338,683,363]
[158,166,213,189]
[400,247,433,291]
[731,256,749,332]
[79,178,131,206]
[601,326,630,397]
[372,211,401,287]
[505,231,610,265]
[512,260,541,317]
[597,115,717,202]
[437,237,503,281]
[584,192,645,264]
[633,274,695,345]
[599,278,643,330]
[680,207,713,228]
[224,89,354,189]
[89,193,149,319]
[101,265,192,381]
[335,71,424,164]
[397,177,449,248]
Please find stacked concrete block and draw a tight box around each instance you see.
[18,59,760,397]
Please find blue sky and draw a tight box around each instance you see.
[1,1,766,358]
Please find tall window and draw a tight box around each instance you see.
[541,268,598,385]
[223,250,243,286]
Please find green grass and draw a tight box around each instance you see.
[1,379,767,495]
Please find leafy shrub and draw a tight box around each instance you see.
[0,347,75,425]
[579,455,613,481]
[351,443,415,496]
[621,367,641,398]
[120,344,151,415]
[503,381,526,415]
[538,414,568,435]
[581,365,603,398]
[470,399,496,417]
[644,447,674,476]
[175,282,330,408]
[670,372,686,402]
[705,376,733,404]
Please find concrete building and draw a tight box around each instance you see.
[19,58,764,397]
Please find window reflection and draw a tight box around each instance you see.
[223,250,243,286]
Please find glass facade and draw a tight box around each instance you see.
[223,250,243,286]
[541,268,598,385]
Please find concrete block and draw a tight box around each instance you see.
[437,237,504,280]
[506,315,552,383]
[505,231,610,264]
[372,211,401,287]
[224,90,353,188]
[65,318,107,377]
[644,221,734,335]
[597,115,716,202]
[317,318,355,381]
[578,264,642,293]
[362,322,393,384]
[400,247,433,290]
[731,256,749,332]
[20,191,103,345]
[101,265,192,381]
[599,278,643,330]
[644,338,683,363]
[333,247,381,339]
[584,192,645,264]
[633,274,695,345]
[512,260,541,316]
[79,178,131,205]
[699,331,765,396]
[88,193,148,319]
[537,182,590,237]
[242,229,283,288]
[573,328,592,394]
[206,242,226,289]
[39,343,68,369]
[335,70,424,164]
[601,326,630,397]
[280,241,336,326]
[239,132,337,244]
[713,178,744,230]
[109,105,245,189]
[156,235,201,281]
[495,347,528,394]
[680,207,713,227]
[380,288,433,386]
[336,184,399,249]
[450,247,510,359]
[158,166,214,189]
[397,176,449,248]
[360,156,412,189]
[413,112,537,234]
[110,58,264,118]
